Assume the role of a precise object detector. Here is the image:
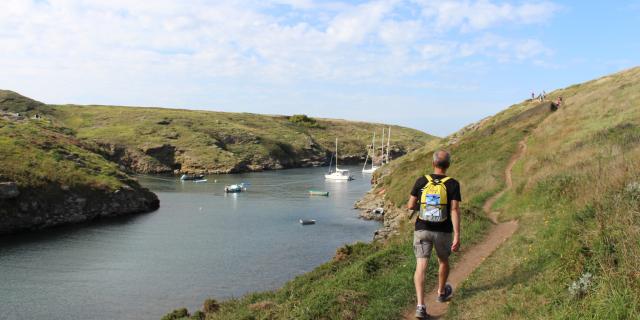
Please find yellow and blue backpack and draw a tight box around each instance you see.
[418,175,451,222]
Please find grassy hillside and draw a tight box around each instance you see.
[0,89,53,115]
[0,116,125,190]
[160,67,640,319]
[2,89,437,175]
[447,67,640,319]
[48,104,435,174]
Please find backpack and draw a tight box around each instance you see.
[418,175,451,223]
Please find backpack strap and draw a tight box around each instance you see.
[425,175,433,184]
[425,175,451,185]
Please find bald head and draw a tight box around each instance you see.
[432,150,451,170]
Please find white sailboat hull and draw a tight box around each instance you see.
[361,166,379,174]
[324,138,353,181]
[324,173,353,180]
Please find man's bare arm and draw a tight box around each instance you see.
[407,195,418,210]
[450,200,461,252]
[407,195,418,219]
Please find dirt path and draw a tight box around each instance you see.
[403,140,527,320]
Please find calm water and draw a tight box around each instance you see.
[0,166,379,320]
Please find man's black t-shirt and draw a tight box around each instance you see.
[411,174,461,233]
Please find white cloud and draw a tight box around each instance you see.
[326,0,397,44]
[457,34,552,63]
[0,0,559,101]
[419,0,560,32]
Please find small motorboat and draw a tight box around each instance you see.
[224,183,246,193]
[299,219,316,225]
[308,190,329,196]
[180,174,205,181]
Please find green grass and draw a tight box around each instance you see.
[447,66,640,319]
[378,99,552,209]
[0,117,126,190]
[48,104,436,173]
[0,90,53,115]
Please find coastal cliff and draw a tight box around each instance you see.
[0,113,158,234]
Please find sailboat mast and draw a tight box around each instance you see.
[363,131,375,171]
[381,128,385,165]
[362,153,368,171]
[386,127,391,163]
[335,138,338,170]
[371,131,376,169]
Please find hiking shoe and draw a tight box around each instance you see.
[436,284,453,302]
[415,305,429,319]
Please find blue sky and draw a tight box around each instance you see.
[1,0,638,136]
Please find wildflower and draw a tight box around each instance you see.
[568,272,593,298]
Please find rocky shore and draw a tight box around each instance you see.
[355,185,411,242]
[0,180,159,235]
[94,141,406,175]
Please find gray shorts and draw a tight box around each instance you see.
[413,230,453,260]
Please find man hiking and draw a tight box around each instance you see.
[407,150,461,319]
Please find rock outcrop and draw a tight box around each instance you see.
[0,181,20,199]
[0,114,161,235]
[0,181,159,235]
[355,187,412,241]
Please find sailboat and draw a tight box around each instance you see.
[325,138,353,181]
[362,131,379,173]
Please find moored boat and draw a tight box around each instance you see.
[299,219,316,225]
[308,190,329,196]
[224,183,245,193]
[324,138,353,181]
[180,174,205,181]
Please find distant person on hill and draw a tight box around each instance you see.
[407,150,461,319]
[531,91,535,100]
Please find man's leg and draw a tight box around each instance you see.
[414,258,428,305]
[434,232,453,296]
[413,231,433,307]
[437,257,449,295]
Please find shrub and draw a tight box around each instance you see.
[249,300,275,311]
[203,298,220,313]
[334,244,353,261]
[161,308,189,320]
[363,257,380,275]
[190,310,205,320]
[288,114,322,128]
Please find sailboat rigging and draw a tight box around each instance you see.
[362,130,379,174]
[325,138,353,181]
